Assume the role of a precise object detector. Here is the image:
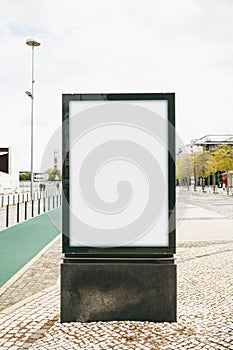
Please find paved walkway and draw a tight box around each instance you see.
[177,190,233,243]
[0,235,232,349]
[0,236,233,350]
[0,191,232,349]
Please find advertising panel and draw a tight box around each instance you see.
[62,93,175,255]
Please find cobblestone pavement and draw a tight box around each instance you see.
[0,235,233,349]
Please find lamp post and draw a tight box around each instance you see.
[25,39,40,199]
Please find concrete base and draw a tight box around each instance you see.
[61,260,176,323]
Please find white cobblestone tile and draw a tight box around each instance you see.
[0,236,232,349]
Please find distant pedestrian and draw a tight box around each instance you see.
[56,182,59,190]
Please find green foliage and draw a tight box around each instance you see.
[210,144,233,172]
[176,144,233,193]
[192,150,210,179]
[209,145,233,194]
[46,168,62,181]
[19,173,31,181]
[176,154,192,179]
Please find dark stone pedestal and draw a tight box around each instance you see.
[60,260,176,322]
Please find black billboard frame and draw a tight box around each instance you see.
[62,93,176,257]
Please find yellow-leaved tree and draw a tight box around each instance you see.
[192,150,211,192]
[210,145,233,195]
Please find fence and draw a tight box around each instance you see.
[18,181,62,192]
[0,189,62,230]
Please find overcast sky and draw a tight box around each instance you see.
[1,0,233,171]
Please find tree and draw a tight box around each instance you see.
[19,173,31,181]
[193,150,210,192]
[176,153,192,189]
[46,168,62,181]
[205,152,217,192]
[210,145,233,195]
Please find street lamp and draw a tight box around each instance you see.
[25,91,32,98]
[25,38,40,199]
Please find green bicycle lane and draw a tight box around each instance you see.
[0,207,61,287]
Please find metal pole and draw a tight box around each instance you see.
[6,205,9,227]
[17,202,20,223]
[25,201,27,220]
[26,39,40,198]
[30,45,34,199]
